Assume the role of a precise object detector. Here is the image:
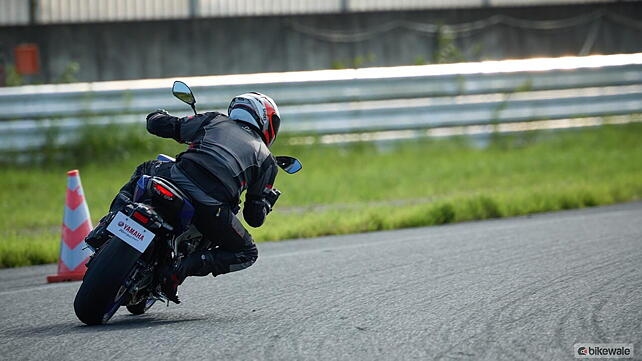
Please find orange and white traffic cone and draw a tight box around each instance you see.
[47,170,94,283]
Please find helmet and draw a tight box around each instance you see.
[228,92,281,147]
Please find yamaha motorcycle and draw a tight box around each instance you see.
[73,81,302,325]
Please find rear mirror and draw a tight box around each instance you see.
[173,81,195,105]
[172,81,197,115]
[276,156,302,174]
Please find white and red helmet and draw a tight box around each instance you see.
[228,92,281,147]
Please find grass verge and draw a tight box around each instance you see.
[1,122,641,267]
[0,231,60,268]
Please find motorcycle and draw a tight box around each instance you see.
[73,81,302,325]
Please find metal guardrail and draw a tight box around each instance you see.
[1,53,641,151]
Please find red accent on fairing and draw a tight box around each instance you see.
[265,184,273,189]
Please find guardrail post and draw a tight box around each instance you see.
[28,0,38,25]
[189,0,199,18]
[341,0,349,12]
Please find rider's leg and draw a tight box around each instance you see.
[161,204,258,302]
[191,204,259,276]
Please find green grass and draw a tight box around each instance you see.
[1,122,642,267]
[0,231,60,268]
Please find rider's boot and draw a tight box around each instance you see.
[161,251,216,304]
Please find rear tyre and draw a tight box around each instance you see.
[73,237,141,325]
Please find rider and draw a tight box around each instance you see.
[85,92,282,303]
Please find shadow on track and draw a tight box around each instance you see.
[6,314,208,337]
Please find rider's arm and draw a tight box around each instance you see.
[243,157,279,228]
[146,111,220,143]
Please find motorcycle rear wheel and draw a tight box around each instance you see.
[73,237,141,325]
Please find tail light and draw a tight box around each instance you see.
[132,211,149,224]
[153,183,175,199]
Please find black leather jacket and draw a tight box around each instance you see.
[147,111,278,227]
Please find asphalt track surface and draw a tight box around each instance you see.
[1,202,641,361]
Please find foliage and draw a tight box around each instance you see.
[432,26,464,64]
[1,60,79,87]
[4,64,24,87]
[56,61,80,84]
[1,123,641,267]
[331,53,377,69]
